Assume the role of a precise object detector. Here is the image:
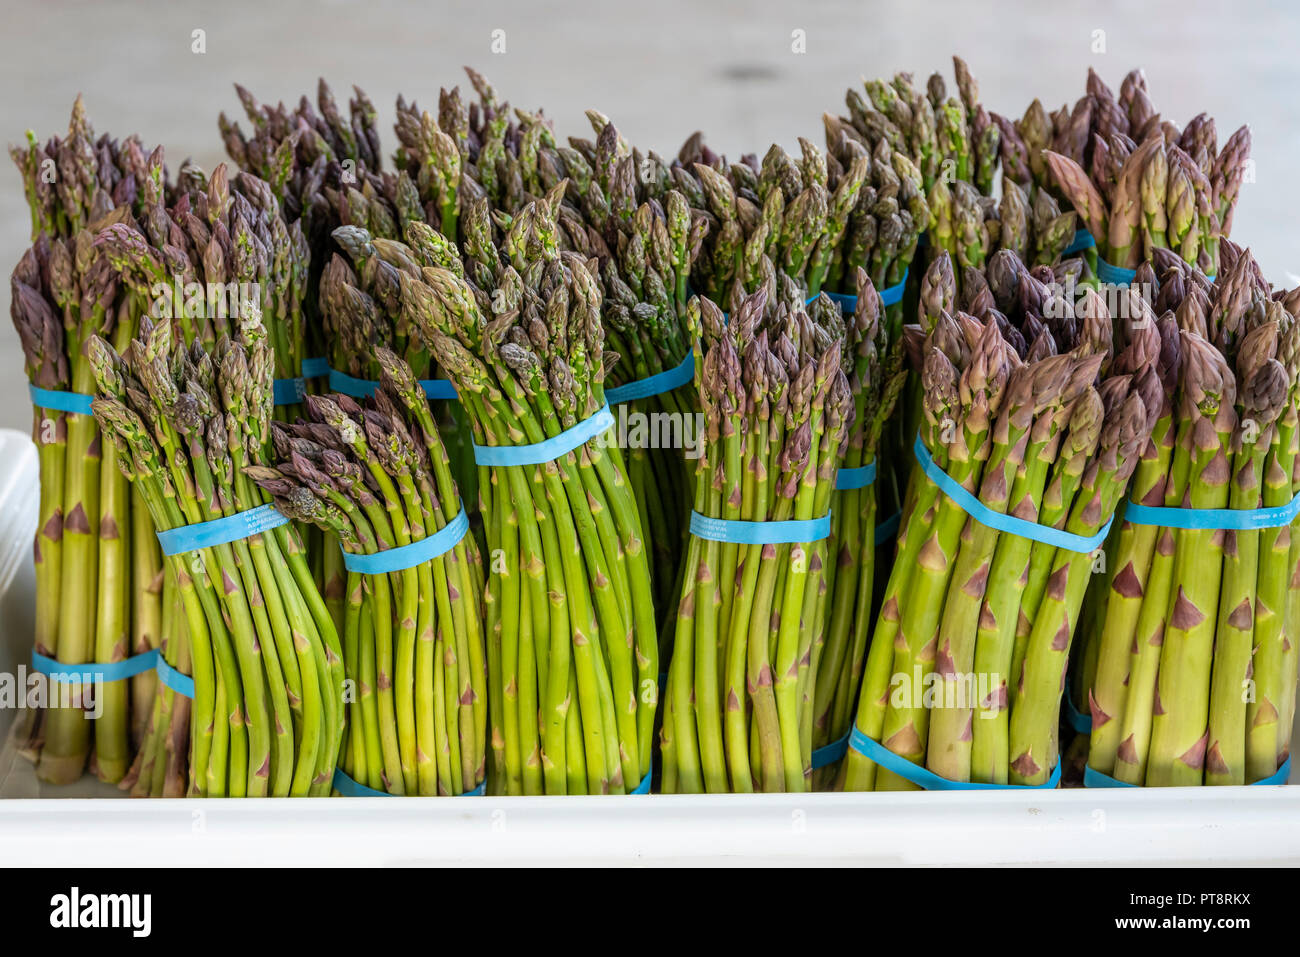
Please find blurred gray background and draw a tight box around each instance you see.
[2,0,1298,432]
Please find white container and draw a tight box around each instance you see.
[1,429,1298,866]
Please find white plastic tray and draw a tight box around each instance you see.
[1,430,1298,866]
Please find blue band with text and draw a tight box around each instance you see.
[689,509,832,545]
[155,503,290,556]
[914,436,1112,552]
[1123,490,1300,531]
[473,405,614,467]
[341,503,470,574]
[272,377,306,406]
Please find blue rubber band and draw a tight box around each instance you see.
[32,648,160,684]
[913,436,1112,553]
[155,656,195,698]
[849,726,1062,790]
[341,502,470,574]
[1084,755,1291,788]
[1098,256,1214,285]
[29,384,94,417]
[328,367,459,401]
[820,267,909,313]
[1122,489,1300,531]
[689,509,832,545]
[811,729,850,769]
[273,377,306,406]
[1062,228,1096,257]
[419,377,458,400]
[328,367,383,399]
[332,767,486,797]
[605,352,694,404]
[473,404,615,467]
[1064,691,1092,734]
[154,503,289,556]
[301,356,330,378]
[836,461,877,491]
[1096,258,1137,285]
[631,760,654,794]
[875,510,902,545]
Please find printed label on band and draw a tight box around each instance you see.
[605,352,695,404]
[835,461,877,490]
[155,503,290,556]
[472,405,615,468]
[28,384,94,417]
[341,502,470,574]
[1122,490,1300,531]
[272,377,307,406]
[913,436,1112,553]
[849,726,1062,790]
[689,509,832,545]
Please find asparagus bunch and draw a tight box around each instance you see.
[219,78,385,319]
[812,116,929,302]
[813,269,907,781]
[249,352,486,796]
[551,115,702,626]
[88,310,344,796]
[838,249,1156,790]
[220,79,385,222]
[221,80,399,632]
[1034,69,1250,275]
[1081,245,1300,785]
[838,57,991,193]
[92,163,310,390]
[673,131,922,304]
[320,224,450,387]
[660,276,854,793]
[8,99,173,785]
[411,90,707,629]
[399,197,658,794]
